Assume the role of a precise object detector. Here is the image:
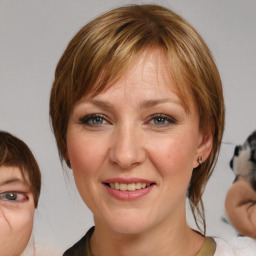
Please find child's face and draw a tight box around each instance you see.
[0,166,35,256]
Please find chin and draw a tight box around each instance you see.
[100,210,155,235]
[109,222,150,235]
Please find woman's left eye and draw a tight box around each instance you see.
[148,114,177,127]
[0,192,27,202]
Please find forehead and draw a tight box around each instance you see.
[80,48,194,112]
[78,49,194,113]
[106,50,172,96]
[0,166,30,186]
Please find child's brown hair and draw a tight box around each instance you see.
[0,131,41,207]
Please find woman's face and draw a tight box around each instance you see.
[0,166,34,256]
[67,49,212,234]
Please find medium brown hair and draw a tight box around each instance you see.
[50,4,225,233]
[0,131,41,207]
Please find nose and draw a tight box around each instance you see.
[109,125,146,169]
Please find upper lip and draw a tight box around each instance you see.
[102,178,156,184]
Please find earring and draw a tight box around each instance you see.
[197,156,203,165]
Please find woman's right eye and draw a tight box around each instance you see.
[79,114,108,126]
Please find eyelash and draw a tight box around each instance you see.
[79,114,109,127]
[147,114,177,127]
[0,192,28,202]
[79,113,176,128]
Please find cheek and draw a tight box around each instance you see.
[68,136,106,175]
[67,135,108,203]
[148,136,197,177]
[14,206,34,232]
[0,205,34,254]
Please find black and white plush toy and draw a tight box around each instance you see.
[224,130,256,238]
[230,130,256,190]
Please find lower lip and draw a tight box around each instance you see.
[104,184,154,200]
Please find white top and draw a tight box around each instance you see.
[214,237,256,256]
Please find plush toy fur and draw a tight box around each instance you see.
[230,130,256,190]
[225,130,256,238]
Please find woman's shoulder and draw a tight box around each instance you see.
[214,236,256,256]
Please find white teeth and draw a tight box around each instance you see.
[109,182,151,191]
[119,183,127,191]
[135,183,142,189]
[114,182,120,190]
[128,183,135,191]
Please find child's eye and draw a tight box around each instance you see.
[79,114,109,126]
[148,114,176,127]
[0,192,27,202]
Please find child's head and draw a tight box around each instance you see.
[0,131,41,256]
[0,131,41,206]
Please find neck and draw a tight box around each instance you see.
[91,209,204,256]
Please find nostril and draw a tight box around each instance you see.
[109,146,146,169]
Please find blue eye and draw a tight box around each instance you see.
[80,114,107,126]
[149,114,176,127]
[0,192,26,202]
[153,117,168,125]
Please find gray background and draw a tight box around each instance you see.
[1,0,256,254]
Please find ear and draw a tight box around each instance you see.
[193,129,213,168]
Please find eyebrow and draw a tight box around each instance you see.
[139,98,181,108]
[0,178,29,187]
[80,98,181,110]
[79,99,114,111]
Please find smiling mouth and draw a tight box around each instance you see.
[104,182,155,191]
